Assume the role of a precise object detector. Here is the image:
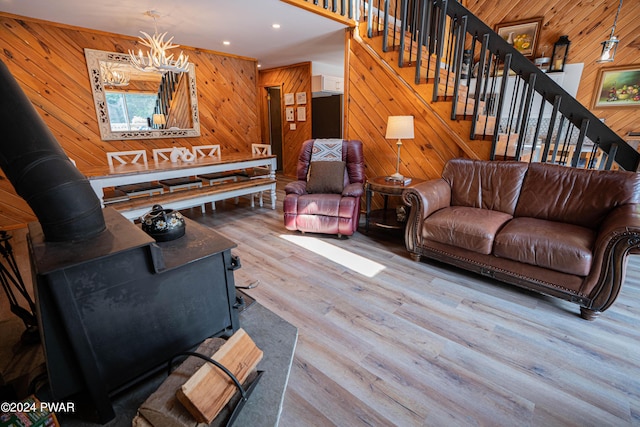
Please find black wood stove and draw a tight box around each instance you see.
[29,208,240,422]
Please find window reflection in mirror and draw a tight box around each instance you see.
[84,48,200,140]
[106,92,157,131]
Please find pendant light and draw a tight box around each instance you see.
[597,0,623,63]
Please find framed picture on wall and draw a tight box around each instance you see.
[285,107,295,121]
[297,106,306,121]
[284,93,295,106]
[494,17,543,58]
[296,92,307,104]
[592,65,640,109]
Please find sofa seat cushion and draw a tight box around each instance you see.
[494,217,595,276]
[423,206,512,255]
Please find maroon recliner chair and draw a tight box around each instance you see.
[284,139,365,237]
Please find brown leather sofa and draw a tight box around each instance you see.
[284,139,365,237]
[402,158,640,320]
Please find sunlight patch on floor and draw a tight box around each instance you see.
[279,234,386,278]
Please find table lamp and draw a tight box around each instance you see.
[385,115,414,181]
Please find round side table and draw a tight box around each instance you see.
[364,176,425,232]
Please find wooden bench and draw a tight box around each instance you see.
[111,178,276,220]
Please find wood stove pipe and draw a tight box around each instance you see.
[0,59,105,241]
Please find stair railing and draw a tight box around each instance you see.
[282,0,356,23]
[363,0,639,171]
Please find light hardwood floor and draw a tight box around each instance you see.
[184,179,640,427]
[3,177,640,426]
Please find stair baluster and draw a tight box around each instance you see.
[361,0,640,171]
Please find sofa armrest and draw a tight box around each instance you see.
[284,180,307,195]
[581,204,640,317]
[402,179,452,256]
[598,204,640,242]
[402,179,452,218]
[342,182,364,198]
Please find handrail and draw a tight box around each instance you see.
[281,0,356,26]
[362,0,639,171]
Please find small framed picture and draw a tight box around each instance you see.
[494,17,543,58]
[284,93,295,106]
[285,107,295,122]
[297,106,306,121]
[296,91,307,105]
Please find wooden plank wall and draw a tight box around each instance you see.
[258,62,313,177]
[345,36,464,184]
[1,2,637,228]
[466,0,640,138]
[0,13,260,229]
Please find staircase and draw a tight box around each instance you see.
[286,0,639,171]
[312,0,638,172]
[361,0,640,171]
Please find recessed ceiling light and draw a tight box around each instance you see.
[257,64,262,68]
[272,24,281,29]
[223,41,230,45]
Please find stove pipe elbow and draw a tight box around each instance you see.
[0,59,105,242]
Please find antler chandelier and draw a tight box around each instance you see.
[100,62,130,87]
[128,10,189,73]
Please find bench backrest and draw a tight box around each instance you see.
[193,145,221,159]
[107,150,148,167]
[152,147,189,162]
[252,144,271,156]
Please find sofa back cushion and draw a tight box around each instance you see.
[515,162,640,229]
[442,158,529,215]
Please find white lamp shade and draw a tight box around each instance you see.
[385,116,414,140]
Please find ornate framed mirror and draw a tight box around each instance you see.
[84,48,201,141]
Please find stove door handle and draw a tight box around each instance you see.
[229,254,242,271]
